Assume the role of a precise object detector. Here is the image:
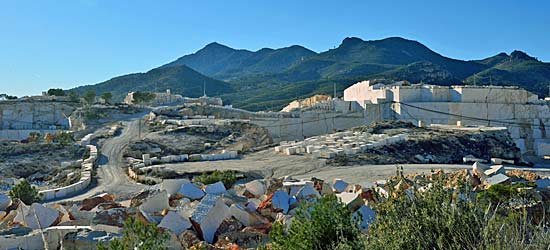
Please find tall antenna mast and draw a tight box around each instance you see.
[333,83,336,99]
[203,81,206,97]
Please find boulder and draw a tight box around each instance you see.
[354,205,376,231]
[162,179,190,196]
[229,204,267,227]
[336,192,364,211]
[0,194,12,211]
[484,174,510,187]
[80,193,116,211]
[92,208,133,227]
[24,203,61,229]
[205,181,227,195]
[178,183,205,200]
[484,165,505,177]
[139,190,169,214]
[63,229,121,250]
[295,185,321,200]
[333,179,349,193]
[244,180,266,198]
[158,211,192,235]
[472,162,491,179]
[272,190,290,214]
[190,194,230,243]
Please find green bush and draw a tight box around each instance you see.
[365,176,550,250]
[9,180,42,204]
[194,170,237,188]
[97,217,169,250]
[270,195,364,250]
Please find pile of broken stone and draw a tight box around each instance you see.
[1,162,550,250]
[0,175,377,249]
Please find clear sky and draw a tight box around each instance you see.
[1,0,549,96]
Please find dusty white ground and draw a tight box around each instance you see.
[159,149,550,184]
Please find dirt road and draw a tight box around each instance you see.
[50,120,144,203]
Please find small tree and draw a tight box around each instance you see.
[0,93,17,100]
[101,92,113,104]
[270,195,364,250]
[9,179,42,205]
[47,88,66,96]
[132,91,156,104]
[55,131,74,146]
[97,217,169,250]
[27,132,42,143]
[84,90,96,105]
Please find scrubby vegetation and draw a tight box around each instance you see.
[270,195,365,250]
[98,218,169,250]
[365,174,550,250]
[194,170,237,188]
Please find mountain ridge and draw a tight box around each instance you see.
[72,36,550,111]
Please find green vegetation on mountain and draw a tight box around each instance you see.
[73,37,550,111]
[71,64,233,101]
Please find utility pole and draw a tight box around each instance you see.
[138,118,141,140]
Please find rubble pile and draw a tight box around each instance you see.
[338,121,520,165]
[1,162,549,249]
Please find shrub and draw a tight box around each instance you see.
[9,179,42,205]
[364,175,550,250]
[195,170,237,188]
[270,195,364,250]
[97,217,169,250]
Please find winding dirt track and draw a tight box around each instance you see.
[50,120,144,203]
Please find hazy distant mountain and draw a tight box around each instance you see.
[72,64,233,99]
[73,37,550,111]
[162,42,317,80]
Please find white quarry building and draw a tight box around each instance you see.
[343,80,550,157]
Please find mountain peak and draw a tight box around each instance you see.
[201,42,234,52]
[341,37,364,46]
[510,50,538,62]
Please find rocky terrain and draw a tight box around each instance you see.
[333,121,521,165]
[1,161,549,249]
[0,140,86,189]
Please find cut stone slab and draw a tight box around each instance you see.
[484,165,505,177]
[162,179,190,196]
[140,190,169,214]
[484,174,510,186]
[283,181,314,197]
[244,180,266,198]
[190,194,230,243]
[472,162,491,179]
[333,179,349,193]
[24,203,61,230]
[354,205,376,231]
[158,211,192,235]
[272,190,290,214]
[178,183,206,200]
[246,199,261,211]
[295,185,321,200]
[336,192,364,211]
[204,181,227,195]
[0,194,11,211]
[229,204,266,227]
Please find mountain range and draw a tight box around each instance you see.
[72,37,550,111]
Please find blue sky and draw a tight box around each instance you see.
[1,0,549,96]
